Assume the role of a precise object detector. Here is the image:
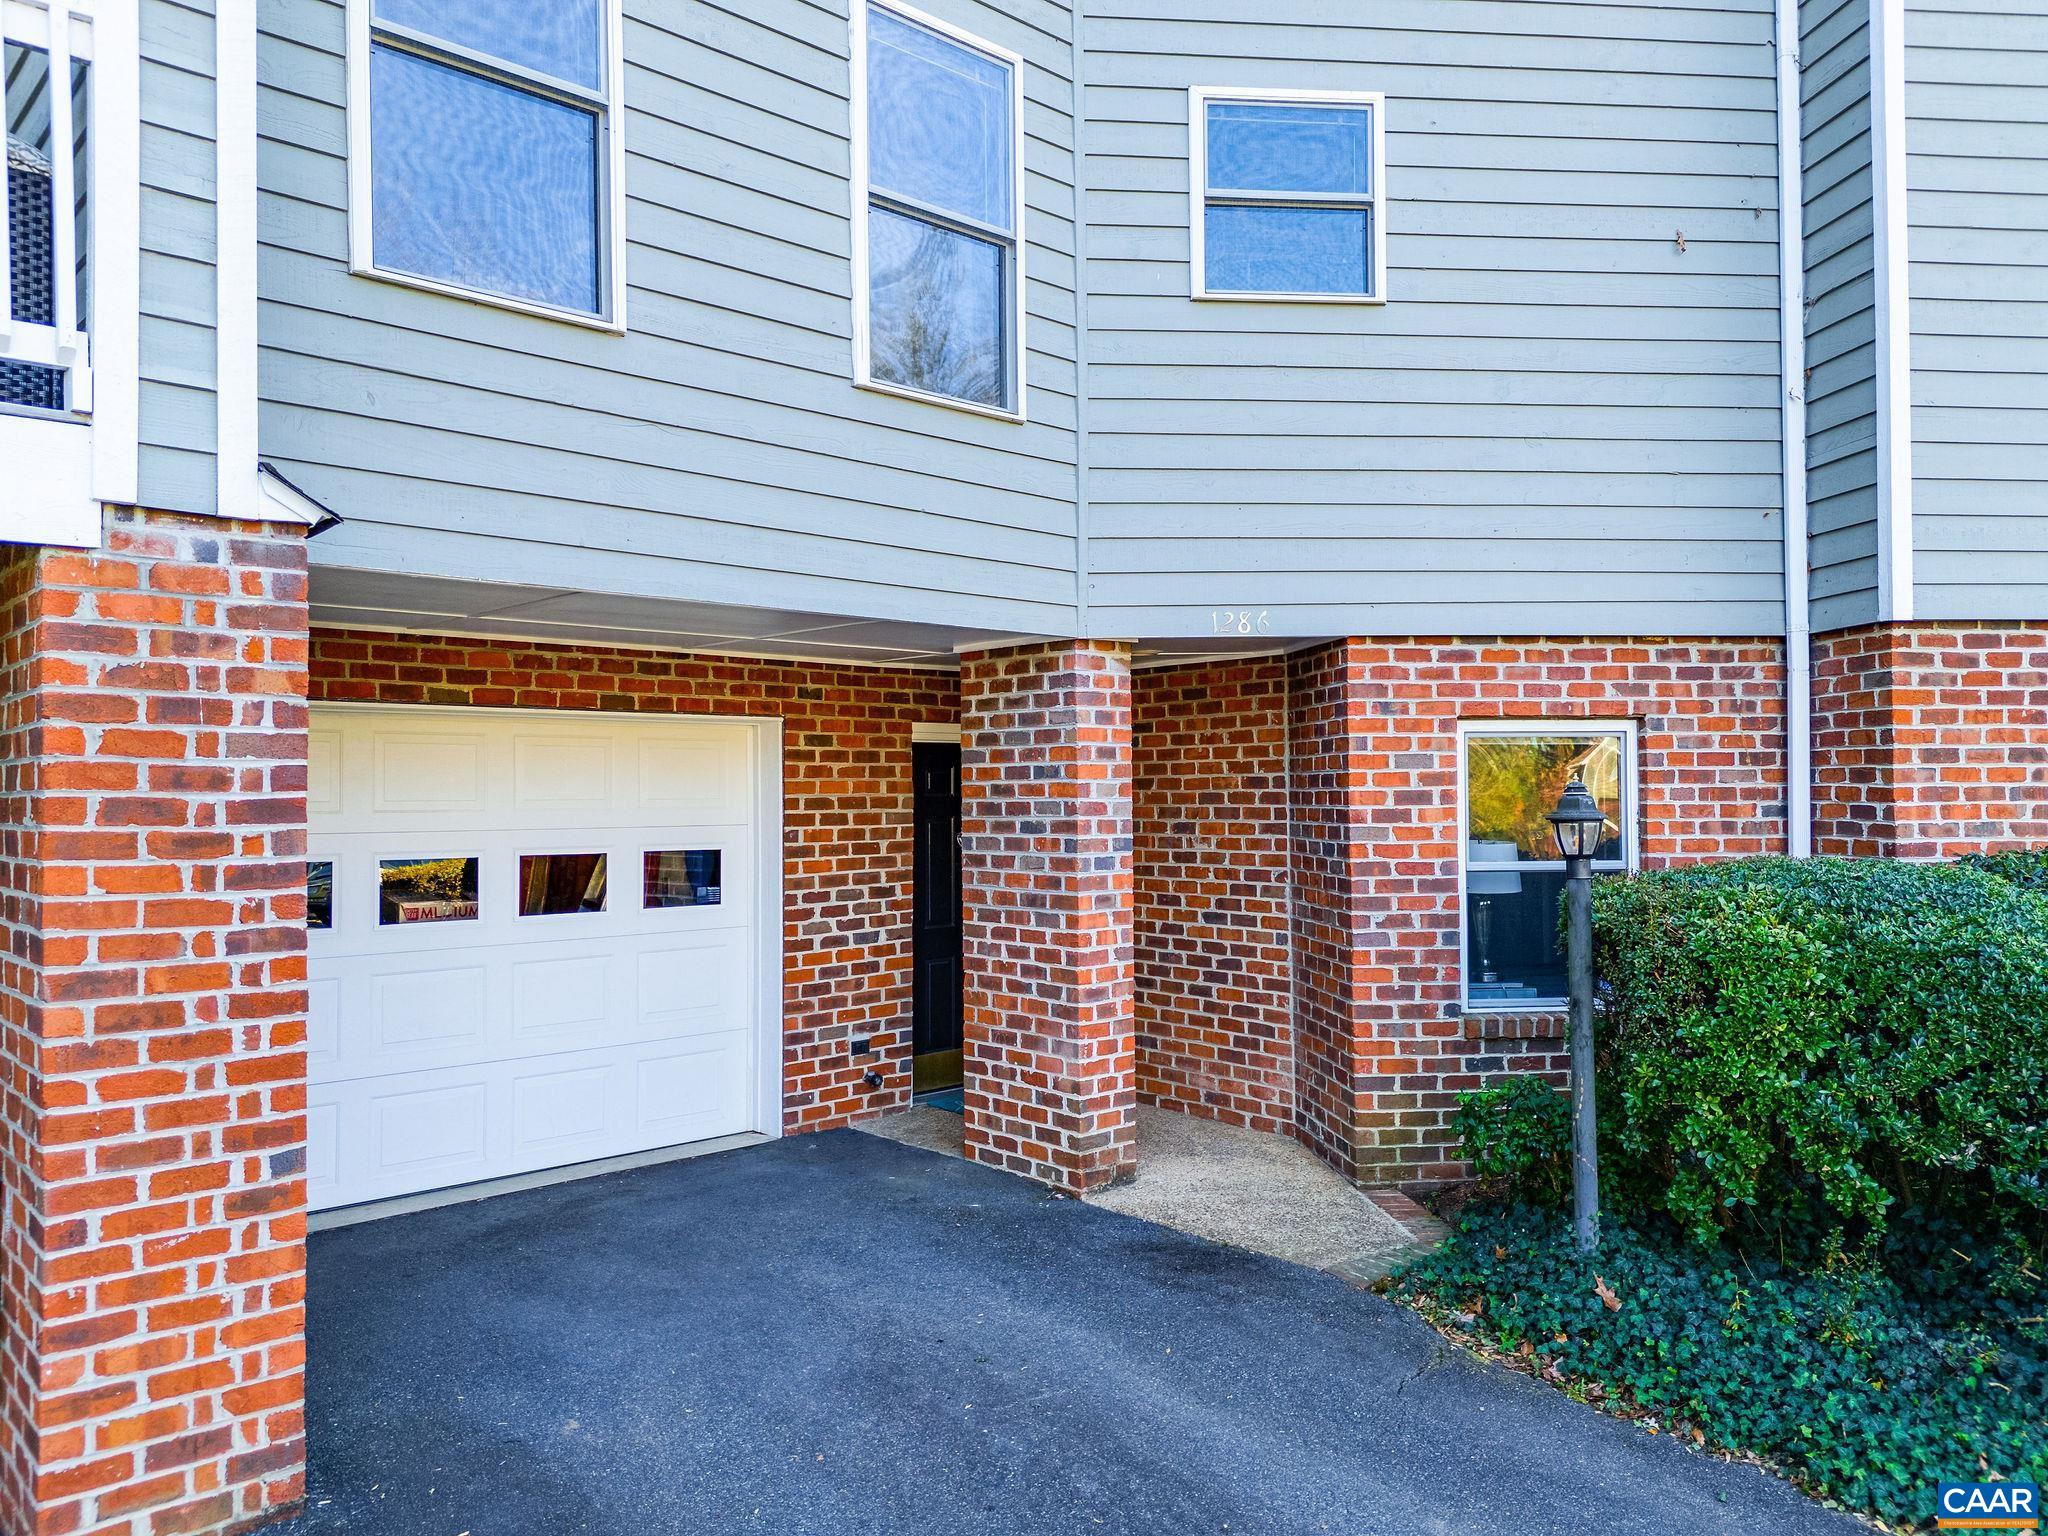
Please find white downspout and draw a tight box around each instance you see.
[1775,0,1813,857]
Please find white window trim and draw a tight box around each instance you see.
[1188,85,1386,306]
[344,0,629,332]
[849,0,1027,423]
[1455,718,1639,1014]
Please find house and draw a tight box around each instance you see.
[0,0,2042,1530]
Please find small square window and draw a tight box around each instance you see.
[379,856,480,925]
[1191,90,1384,302]
[307,860,333,930]
[1462,728,1632,1009]
[519,853,609,916]
[644,850,722,909]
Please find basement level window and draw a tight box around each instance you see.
[1190,88,1385,303]
[1460,723,1635,1010]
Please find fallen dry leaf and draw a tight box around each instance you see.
[1594,1275,1622,1312]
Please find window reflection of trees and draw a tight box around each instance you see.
[1467,736,1623,862]
[871,219,1001,408]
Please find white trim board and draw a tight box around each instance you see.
[1868,0,1915,621]
[216,0,260,522]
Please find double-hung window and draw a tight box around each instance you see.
[853,2,1023,417]
[349,0,625,325]
[1459,722,1636,1009]
[1190,87,1384,302]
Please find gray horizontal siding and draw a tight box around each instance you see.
[1076,0,1789,638]
[257,0,1082,635]
[1802,0,1879,632]
[1906,0,2048,622]
[138,0,218,516]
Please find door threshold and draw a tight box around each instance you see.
[309,1131,773,1231]
[912,1048,962,1094]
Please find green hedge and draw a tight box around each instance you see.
[1583,857,2048,1277]
[1966,847,2048,895]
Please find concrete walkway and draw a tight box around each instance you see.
[864,1101,1430,1281]
[274,1130,1860,1536]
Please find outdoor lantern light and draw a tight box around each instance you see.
[1547,775,1606,863]
[1550,774,1604,1255]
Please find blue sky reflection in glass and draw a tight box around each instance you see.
[370,45,600,313]
[374,0,602,90]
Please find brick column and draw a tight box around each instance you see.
[1282,642,1382,1181]
[0,509,309,1536]
[959,641,1136,1193]
[1812,623,2048,858]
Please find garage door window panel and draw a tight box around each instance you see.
[519,852,609,916]
[308,861,334,930]
[644,848,722,909]
[379,855,481,925]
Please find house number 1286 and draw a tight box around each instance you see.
[1211,609,1272,635]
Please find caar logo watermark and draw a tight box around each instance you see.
[1938,1482,2039,1530]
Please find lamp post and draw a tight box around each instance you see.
[1547,775,1605,1255]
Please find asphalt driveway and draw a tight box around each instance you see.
[277,1130,1861,1536]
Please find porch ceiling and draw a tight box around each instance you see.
[307,566,1321,673]
[307,565,1025,670]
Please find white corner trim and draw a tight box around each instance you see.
[911,722,963,744]
[89,0,140,509]
[1774,0,1812,858]
[215,0,261,523]
[1869,0,1915,622]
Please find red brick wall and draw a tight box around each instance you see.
[959,642,1136,1192]
[1132,660,1293,1133]
[0,510,309,1536]
[1284,642,1377,1178]
[1290,637,1787,1185]
[308,629,957,1131]
[1812,622,2048,858]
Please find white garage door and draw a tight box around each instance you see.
[306,706,775,1212]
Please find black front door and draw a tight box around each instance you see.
[911,741,963,1092]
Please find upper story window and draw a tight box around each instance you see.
[1461,722,1635,1010]
[349,0,625,327]
[1189,88,1384,304]
[852,2,1024,419]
